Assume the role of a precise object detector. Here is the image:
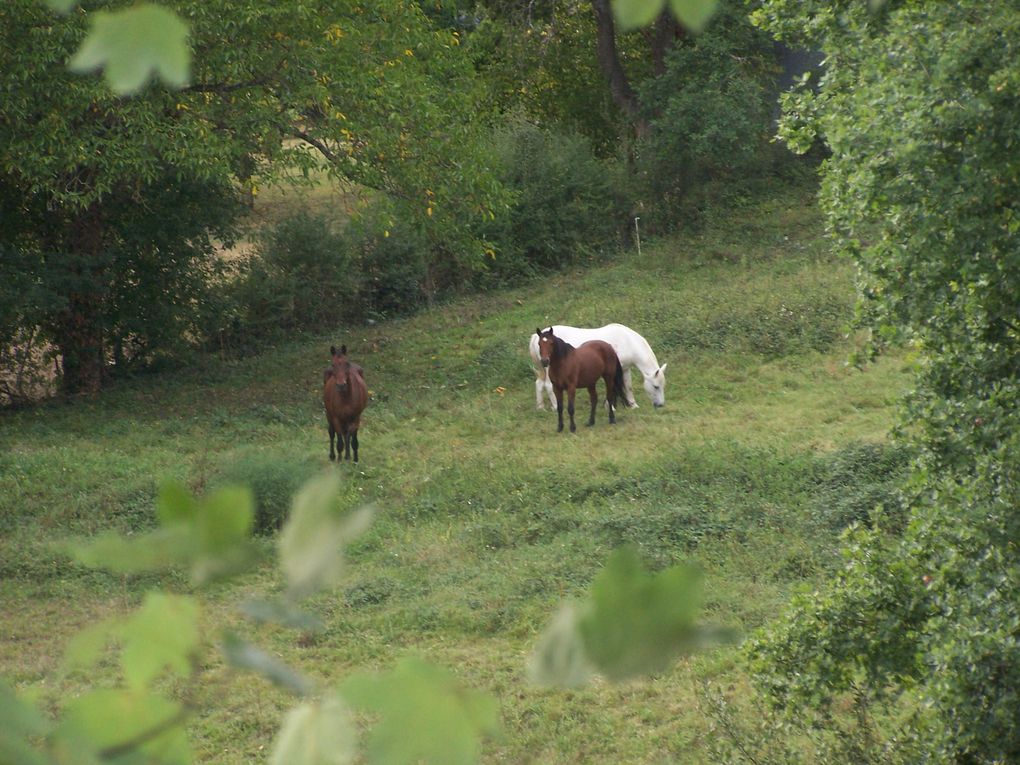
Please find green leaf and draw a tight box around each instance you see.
[68,483,258,585]
[121,593,199,691]
[531,547,737,687]
[240,599,325,633]
[156,481,196,526]
[0,681,52,765]
[612,0,667,32]
[68,526,194,574]
[525,603,594,688]
[667,0,717,32]
[270,694,356,765]
[343,657,499,765]
[57,689,189,765]
[68,3,190,95]
[279,474,373,600]
[62,616,120,675]
[221,632,313,696]
[43,0,77,14]
[578,546,709,681]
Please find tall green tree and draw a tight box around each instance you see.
[1,0,500,397]
[748,2,1020,761]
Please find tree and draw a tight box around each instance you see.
[1,0,501,397]
[748,2,1020,760]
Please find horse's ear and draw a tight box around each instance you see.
[659,362,668,374]
[340,344,347,355]
[535,328,542,337]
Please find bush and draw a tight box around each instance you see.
[231,213,360,340]
[634,5,778,231]
[210,451,322,535]
[345,203,428,320]
[480,119,630,284]
[811,442,914,532]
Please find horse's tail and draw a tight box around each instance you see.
[611,353,624,410]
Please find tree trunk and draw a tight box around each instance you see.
[646,10,684,78]
[589,0,649,136]
[56,204,107,399]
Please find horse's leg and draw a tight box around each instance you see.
[341,425,351,461]
[623,367,638,408]
[606,371,618,424]
[351,429,359,463]
[535,371,546,411]
[586,384,597,426]
[328,422,336,461]
[567,385,577,433]
[555,386,565,432]
[545,376,557,409]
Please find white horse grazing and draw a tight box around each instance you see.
[529,324,667,410]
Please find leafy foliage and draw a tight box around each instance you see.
[2,0,502,396]
[68,3,190,94]
[749,1,1020,761]
[480,119,629,282]
[529,546,733,687]
[635,3,779,230]
[344,658,500,765]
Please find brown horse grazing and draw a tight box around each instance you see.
[323,344,368,462]
[535,327,624,433]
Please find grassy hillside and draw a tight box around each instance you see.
[0,187,911,763]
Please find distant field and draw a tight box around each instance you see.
[0,185,911,763]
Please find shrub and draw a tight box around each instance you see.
[232,213,360,340]
[810,442,914,532]
[210,451,322,535]
[345,203,428,319]
[480,119,629,284]
[634,5,778,231]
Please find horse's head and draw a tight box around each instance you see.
[329,345,352,393]
[643,362,668,408]
[536,328,556,368]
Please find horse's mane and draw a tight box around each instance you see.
[551,334,574,358]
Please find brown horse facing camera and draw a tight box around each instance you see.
[535,327,623,433]
[323,344,367,462]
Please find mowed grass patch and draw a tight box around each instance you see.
[0,188,913,763]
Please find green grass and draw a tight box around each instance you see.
[0,185,913,763]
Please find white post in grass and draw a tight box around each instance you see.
[634,217,642,258]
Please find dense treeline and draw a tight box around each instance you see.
[0,0,791,405]
[733,2,1020,762]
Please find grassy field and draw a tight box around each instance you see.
[0,186,912,763]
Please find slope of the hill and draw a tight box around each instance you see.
[0,186,911,763]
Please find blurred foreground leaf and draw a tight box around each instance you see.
[668,0,716,32]
[240,598,325,633]
[343,657,499,765]
[0,681,51,765]
[56,688,189,764]
[222,632,313,696]
[68,3,190,95]
[120,593,199,691]
[70,482,259,585]
[612,0,716,32]
[612,0,666,32]
[270,694,356,765]
[279,473,373,600]
[530,546,737,686]
[525,603,593,688]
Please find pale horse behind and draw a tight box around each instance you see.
[529,323,667,410]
